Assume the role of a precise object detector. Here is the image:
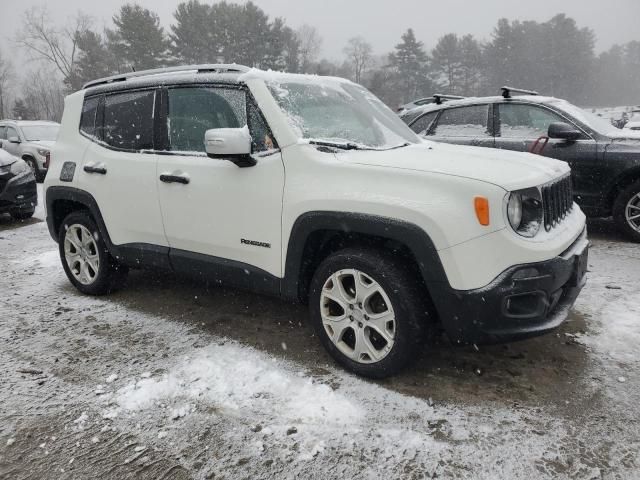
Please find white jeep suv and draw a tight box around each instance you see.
[44,65,589,377]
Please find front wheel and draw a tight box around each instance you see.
[613,180,640,242]
[58,211,128,295]
[309,248,432,378]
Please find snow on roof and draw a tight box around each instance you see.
[403,95,563,117]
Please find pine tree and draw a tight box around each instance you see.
[388,29,433,102]
[170,0,216,64]
[431,34,462,94]
[108,4,169,71]
[73,30,117,87]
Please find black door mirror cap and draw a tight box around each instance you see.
[548,122,582,141]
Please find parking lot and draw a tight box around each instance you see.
[1,186,639,479]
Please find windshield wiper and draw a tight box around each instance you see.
[309,140,369,151]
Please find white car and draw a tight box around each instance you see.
[44,65,588,377]
[0,120,60,182]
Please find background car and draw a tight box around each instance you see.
[0,120,60,182]
[400,89,640,241]
[0,148,37,220]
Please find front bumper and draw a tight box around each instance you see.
[430,228,589,344]
[0,172,38,214]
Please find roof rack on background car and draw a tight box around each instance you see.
[83,64,251,89]
[501,86,539,99]
[433,94,466,105]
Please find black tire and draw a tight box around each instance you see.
[308,248,433,378]
[58,211,128,295]
[10,209,35,220]
[613,179,640,242]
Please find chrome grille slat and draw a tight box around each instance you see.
[543,175,573,231]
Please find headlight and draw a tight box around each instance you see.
[37,148,50,157]
[10,160,30,176]
[507,188,543,237]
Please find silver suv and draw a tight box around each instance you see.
[0,120,60,182]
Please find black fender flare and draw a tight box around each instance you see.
[45,186,117,251]
[281,211,450,302]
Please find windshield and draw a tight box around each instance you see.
[21,125,59,142]
[550,101,620,136]
[267,80,419,149]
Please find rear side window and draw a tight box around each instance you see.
[410,111,438,136]
[167,87,246,152]
[7,127,19,141]
[80,96,100,138]
[432,105,490,137]
[103,90,155,150]
[0,126,6,140]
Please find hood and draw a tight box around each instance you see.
[27,140,56,149]
[0,149,17,167]
[342,142,570,191]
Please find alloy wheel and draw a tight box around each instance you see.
[626,193,640,234]
[64,224,100,285]
[320,269,396,364]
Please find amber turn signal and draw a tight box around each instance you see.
[474,197,490,226]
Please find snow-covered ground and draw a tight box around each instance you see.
[0,186,639,479]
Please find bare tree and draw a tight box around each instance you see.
[0,50,14,118]
[16,6,92,89]
[343,37,373,84]
[296,24,322,73]
[22,68,65,121]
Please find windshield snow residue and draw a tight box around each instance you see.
[267,79,419,149]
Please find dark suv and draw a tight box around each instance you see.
[0,149,37,220]
[401,89,640,241]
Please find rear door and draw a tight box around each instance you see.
[81,89,168,248]
[425,104,495,148]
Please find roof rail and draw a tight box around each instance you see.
[83,64,251,89]
[501,86,539,99]
[433,94,466,105]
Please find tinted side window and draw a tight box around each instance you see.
[167,87,246,152]
[410,112,438,136]
[0,126,6,140]
[499,104,565,139]
[80,96,100,138]
[103,90,155,150]
[432,105,490,137]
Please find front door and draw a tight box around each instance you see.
[4,126,22,157]
[155,85,285,279]
[494,102,600,204]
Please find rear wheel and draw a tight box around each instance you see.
[309,248,432,378]
[58,211,128,295]
[613,180,640,242]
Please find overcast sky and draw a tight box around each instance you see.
[2,0,639,61]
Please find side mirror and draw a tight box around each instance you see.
[204,127,256,168]
[548,122,582,142]
[8,136,20,144]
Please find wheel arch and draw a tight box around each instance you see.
[282,211,449,305]
[608,167,640,208]
[46,186,115,250]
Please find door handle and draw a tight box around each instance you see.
[160,174,190,185]
[84,165,107,175]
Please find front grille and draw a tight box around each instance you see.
[542,175,574,231]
